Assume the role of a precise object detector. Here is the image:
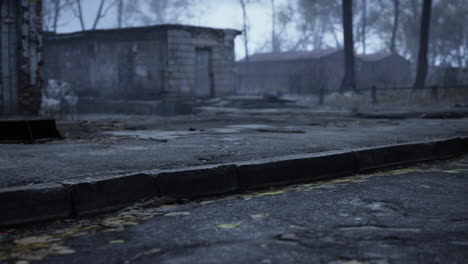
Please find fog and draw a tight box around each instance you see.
[37,0,468,118]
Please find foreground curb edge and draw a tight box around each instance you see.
[1,137,467,227]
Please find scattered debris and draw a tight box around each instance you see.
[216,223,241,229]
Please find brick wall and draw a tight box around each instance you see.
[44,25,240,100]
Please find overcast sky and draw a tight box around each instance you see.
[57,0,285,59]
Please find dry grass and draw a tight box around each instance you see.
[315,87,468,109]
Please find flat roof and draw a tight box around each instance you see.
[45,24,242,40]
[244,49,404,63]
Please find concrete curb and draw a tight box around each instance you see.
[0,183,72,226]
[1,136,466,226]
[62,173,156,216]
[237,151,356,190]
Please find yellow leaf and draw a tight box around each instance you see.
[144,248,161,255]
[14,235,58,245]
[49,244,76,255]
[109,240,125,244]
[250,214,269,219]
[200,200,217,205]
[254,191,285,197]
[102,217,138,227]
[442,169,468,173]
[164,211,190,217]
[216,223,241,229]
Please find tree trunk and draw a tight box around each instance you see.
[271,0,279,52]
[240,0,249,62]
[92,0,106,30]
[341,0,357,93]
[117,0,123,28]
[361,0,366,54]
[413,0,432,90]
[52,0,60,32]
[390,0,399,53]
[75,0,86,30]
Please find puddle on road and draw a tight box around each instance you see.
[102,124,297,140]
[103,130,201,140]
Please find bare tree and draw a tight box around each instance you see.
[270,0,281,52]
[72,0,86,30]
[390,0,399,53]
[413,0,433,90]
[123,0,192,27]
[341,0,357,93]
[92,0,106,29]
[71,0,118,31]
[117,0,123,28]
[239,0,250,61]
[361,0,366,54]
[42,0,73,32]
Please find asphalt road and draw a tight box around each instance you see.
[1,108,468,188]
[1,156,467,264]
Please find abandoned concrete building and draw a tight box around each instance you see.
[0,0,43,115]
[44,25,241,103]
[236,49,412,95]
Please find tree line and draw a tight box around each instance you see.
[43,0,467,91]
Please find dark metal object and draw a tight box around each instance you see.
[0,119,62,143]
[319,88,325,105]
[431,85,439,101]
[371,85,377,104]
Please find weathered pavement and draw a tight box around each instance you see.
[1,105,468,188]
[1,156,467,263]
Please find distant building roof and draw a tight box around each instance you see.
[356,52,394,62]
[45,24,241,40]
[244,49,400,63]
[246,49,340,62]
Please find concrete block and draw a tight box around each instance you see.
[436,137,465,159]
[0,183,72,226]
[354,142,437,173]
[63,173,156,216]
[154,165,239,198]
[237,151,356,190]
[463,137,468,153]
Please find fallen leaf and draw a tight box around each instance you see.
[102,217,138,227]
[49,244,76,255]
[250,214,269,219]
[109,240,125,244]
[200,200,217,205]
[216,223,241,229]
[254,191,285,197]
[14,235,58,245]
[164,211,190,217]
[442,169,468,173]
[340,260,365,264]
[144,248,161,255]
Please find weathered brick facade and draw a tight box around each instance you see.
[0,0,43,115]
[44,25,240,100]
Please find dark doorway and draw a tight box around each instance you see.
[195,49,213,97]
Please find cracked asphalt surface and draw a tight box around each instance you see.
[1,156,467,263]
[1,106,468,188]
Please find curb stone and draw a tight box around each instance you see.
[0,183,72,226]
[354,141,437,173]
[62,173,156,216]
[237,151,356,190]
[153,165,239,198]
[435,137,465,159]
[1,137,467,226]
